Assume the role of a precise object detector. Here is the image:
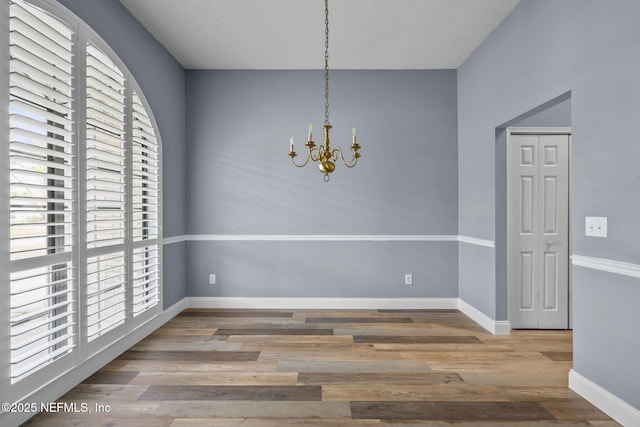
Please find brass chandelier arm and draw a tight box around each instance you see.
[289,152,311,168]
[289,145,321,167]
[331,146,359,168]
[312,145,326,162]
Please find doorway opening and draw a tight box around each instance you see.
[495,92,572,330]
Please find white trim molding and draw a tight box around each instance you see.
[569,369,640,427]
[458,235,495,248]
[458,299,511,335]
[163,235,188,245]
[187,297,459,310]
[163,234,495,247]
[572,255,640,279]
[186,234,460,242]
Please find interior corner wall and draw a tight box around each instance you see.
[56,0,188,307]
[457,0,640,410]
[184,70,458,298]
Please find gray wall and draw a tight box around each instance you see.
[511,97,571,128]
[458,0,640,409]
[187,241,458,298]
[572,267,640,409]
[185,70,458,297]
[57,0,187,307]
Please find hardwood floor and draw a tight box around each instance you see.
[22,309,620,426]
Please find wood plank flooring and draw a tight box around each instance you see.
[22,309,620,426]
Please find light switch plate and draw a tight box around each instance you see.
[585,217,607,237]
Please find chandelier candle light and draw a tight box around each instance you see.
[288,0,361,182]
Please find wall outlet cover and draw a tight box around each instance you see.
[585,217,607,238]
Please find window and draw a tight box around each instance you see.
[9,0,76,385]
[4,0,162,399]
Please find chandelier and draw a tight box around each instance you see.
[288,0,361,182]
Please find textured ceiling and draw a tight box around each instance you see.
[118,0,520,70]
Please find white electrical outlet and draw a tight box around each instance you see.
[404,274,413,285]
[209,274,216,285]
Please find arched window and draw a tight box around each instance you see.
[2,0,162,401]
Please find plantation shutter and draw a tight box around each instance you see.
[8,0,76,382]
[131,92,160,316]
[5,0,162,398]
[85,42,127,341]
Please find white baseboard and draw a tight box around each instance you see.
[187,297,459,310]
[2,298,188,427]
[187,297,511,336]
[569,369,640,427]
[458,299,511,335]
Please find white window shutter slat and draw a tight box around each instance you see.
[10,1,73,50]
[10,71,72,105]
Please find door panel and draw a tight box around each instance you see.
[519,252,535,310]
[543,252,558,310]
[543,177,557,233]
[509,132,569,329]
[521,176,535,234]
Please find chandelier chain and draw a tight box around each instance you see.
[324,0,330,125]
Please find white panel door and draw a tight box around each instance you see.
[508,132,569,329]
